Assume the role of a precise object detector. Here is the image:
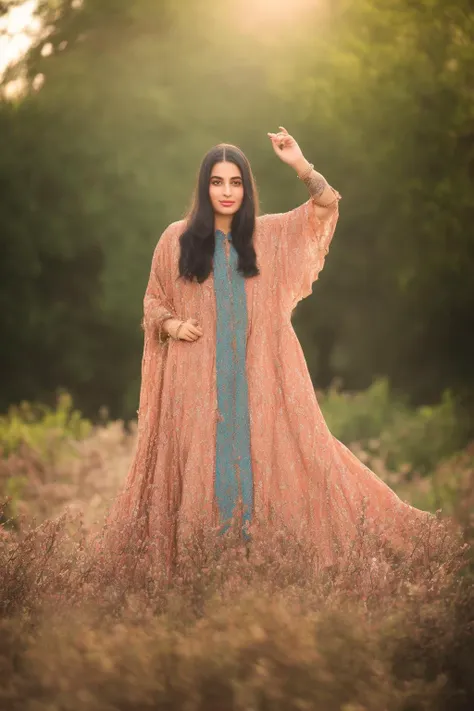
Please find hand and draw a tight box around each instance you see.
[267,126,305,167]
[169,317,203,342]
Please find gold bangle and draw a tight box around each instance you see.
[174,321,184,340]
[297,161,314,181]
[312,188,341,208]
[157,313,175,343]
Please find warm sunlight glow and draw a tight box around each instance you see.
[235,0,318,31]
[0,0,39,78]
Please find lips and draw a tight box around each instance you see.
[220,201,235,206]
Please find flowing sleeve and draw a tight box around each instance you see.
[137,221,180,427]
[263,190,341,312]
[142,223,178,344]
[100,222,180,559]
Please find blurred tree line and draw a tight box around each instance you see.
[0,0,473,423]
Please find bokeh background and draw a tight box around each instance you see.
[1,5,474,707]
[2,0,473,421]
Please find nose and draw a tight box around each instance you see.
[223,181,232,197]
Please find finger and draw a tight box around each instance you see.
[269,136,282,152]
[279,126,289,134]
[270,140,281,155]
[188,320,202,330]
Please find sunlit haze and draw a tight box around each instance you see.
[235,0,318,32]
[0,1,39,78]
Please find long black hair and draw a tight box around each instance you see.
[178,144,260,283]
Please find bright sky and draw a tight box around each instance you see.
[0,1,39,78]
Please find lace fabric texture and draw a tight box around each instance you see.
[103,194,434,573]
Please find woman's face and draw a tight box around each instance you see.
[209,161,244,218]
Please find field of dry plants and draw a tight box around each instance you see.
[1,392,473,711]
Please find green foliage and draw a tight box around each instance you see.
[403,445,474,523]
[3,475,27,519]
[378,390,464,476]
[320,378,400,445]
[320,378,468,476]
[0,0,473,419]
[0,391,91,459]
[0,393,92,525]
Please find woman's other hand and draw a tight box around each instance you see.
[165,317,203,341]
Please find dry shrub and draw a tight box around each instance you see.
[0,420,135,535]
[1,402,472,709]
[1,500,472,711]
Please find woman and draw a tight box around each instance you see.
[103,127,432,575]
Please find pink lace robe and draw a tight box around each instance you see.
[103,194,433,573]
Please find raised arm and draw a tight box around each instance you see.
[267,125,340,216]
[292,157,340,216]
[263,127,341,310]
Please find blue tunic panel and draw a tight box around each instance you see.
[213,230,253,539]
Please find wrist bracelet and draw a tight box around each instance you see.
[174,321,184,340]
[297,161,314,181]
[311,187,341,208]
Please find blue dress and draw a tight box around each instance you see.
[213,230,253,539]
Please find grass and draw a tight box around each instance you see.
[0,498,472,711]
[0,390,473,710]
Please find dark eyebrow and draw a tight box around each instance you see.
[210,174,242,180]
